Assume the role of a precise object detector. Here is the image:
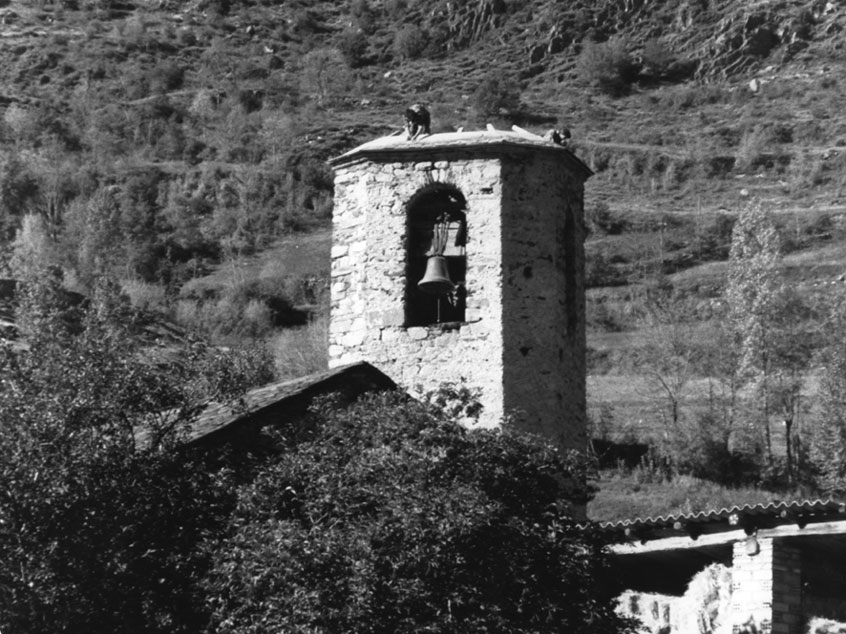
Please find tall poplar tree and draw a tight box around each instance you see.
[726,200,783,464]
[809,340,846,494]
[807,288,846,493]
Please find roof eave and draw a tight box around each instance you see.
[600,498,846,547]
[329,140,593,180]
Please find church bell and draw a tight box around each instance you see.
[417,255,455,295]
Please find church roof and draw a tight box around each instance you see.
[329,127,593,178]
[137,362,396,450]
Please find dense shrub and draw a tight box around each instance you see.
[291,9,318,33]
[149,60,184,93]
[735,125,772,172]
[0,280,635,634]
[472,72,521,119]
[338,28,369,68]
[661,414,761,486]
[393,24,428,60]
[577,37,639,96]
[202,390,635,634]
[689,212,736,260]
[385,0,407,18]
[586,202,628,235]
[177,27,198,47]
[0,276,273,633]
[237,88,263,113]
[350,0,377,34]
[177,273,311,342]
[640,38,675,79]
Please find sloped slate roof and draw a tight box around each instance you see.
[329,127,593,177]
[602,498,846,542]
[138,362,396,450]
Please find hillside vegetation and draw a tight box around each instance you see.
[3,0,846,502]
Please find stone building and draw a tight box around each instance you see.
[327,128,591,451]
[606,499,846,634]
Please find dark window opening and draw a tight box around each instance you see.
[405,187,467,327]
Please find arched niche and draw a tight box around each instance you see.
[404,184,467,326]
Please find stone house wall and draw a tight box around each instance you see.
[329,141,587,450]
[613,529,846,634]
[729,537,802,634]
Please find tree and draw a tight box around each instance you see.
[726,201,820,482]
[808,340,846,494]
[63,186,123,284]
[202,391,634,634]
[764,287,818,483]
[726,200,783,464]
[0,274,274,633]
[300,48,349,105]
[635,282,758,485]
[639,284,697,428]
[0,280,631,634]
[9,213,52,278]
[807,289,846,493]
[0,152,39,244]
[26,142,78,241]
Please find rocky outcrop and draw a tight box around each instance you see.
[513,0,846,80]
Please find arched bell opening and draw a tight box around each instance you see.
[405,185,467,327]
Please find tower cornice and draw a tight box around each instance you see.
[329,130,593,180]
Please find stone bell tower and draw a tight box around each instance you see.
[327,129,591,451]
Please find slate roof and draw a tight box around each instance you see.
[601,498,846,542]
[137,362,396,450]
[329,127,593,177]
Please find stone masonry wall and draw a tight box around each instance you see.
[330,154,507,426]
[500,153,586,451]
[329,146,585,446]
[730,537,802,634]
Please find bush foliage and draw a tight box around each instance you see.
[393,24,428,60]
[577,37,639,96]
[472,72,521,120]
[0,278,633,633]
[0,275,273,633]
[202,390,634,634]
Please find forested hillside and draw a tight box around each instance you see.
[3,0,846,497]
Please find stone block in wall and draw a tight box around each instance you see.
[407,327,428,341]
[729,538,802,634]
[340,331,366,348]
[380,328,401,342]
